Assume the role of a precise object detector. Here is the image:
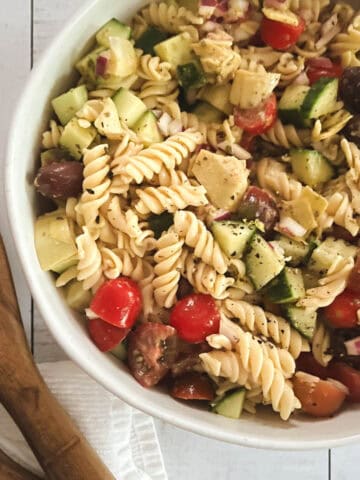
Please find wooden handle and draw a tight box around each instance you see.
[0,448,43,480]
[0,237,116,480]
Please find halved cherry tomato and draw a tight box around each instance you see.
[170,294,220,344]
[307,58,343,85]
[294,372,347,417]
[127,323,177,388]
[347,254,360,294]
[328,363,360,402]
[171,341,211,377]
[296,353,329,379]
[324,290,360,329]
[88,319,129,352]
[90,277,142,329]
[234,93,277,135]
[260,16,305,50]
[170,373,215,401]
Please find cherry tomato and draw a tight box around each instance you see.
[347,254,360,294]
[296,353,329,379]
[307,58,343,85]
[170,294,220,344]
[127,323,177,388]
[328,363,360,402]
[237,186,279,232]
[294,372,347,417]
[171,341,211,377]
[170,373,215,401]
[324,290,360,329]
[90,278,142,329]
[234,93,277,135]
[260,16,305,50]
[88,319,129,352]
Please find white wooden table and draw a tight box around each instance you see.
[0,1,359,478]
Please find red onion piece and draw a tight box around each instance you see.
[201,0,218,6]
[278,216,307,238]
[213,209,232,221]
[96,55,109,77]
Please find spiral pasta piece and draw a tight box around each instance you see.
[153,231,184,308]
[139,79,179,109]
[137,54,172,82]
[272,53,305,87]
[342,139,360,214]
[181,251,234,300]
[141,2,204,34]
[76,100,104,122]
[76,227,103,291]
[122,129,203,185]
[42,120,64,149]
[325,191,359,236]
[223,299,308,359]
[261,119,310,149]
[257,158,303,201]
[298,257,355,309]
[174,210,229,274]
[312,107,353,142]
[331,14,360,57]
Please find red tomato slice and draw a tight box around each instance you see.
[324,290,360,329]
[170,373,215,401]
[328,363,360,402]
[90,277,142,329]
[88,319,129,352]
[170,294,220,344]
[127,323,177,388]
[296,353,329,379]
[294,372,347,417]
[260,16,305,50]
[306,58,343,85]
[234,93,277,135]
[347,254,360,294]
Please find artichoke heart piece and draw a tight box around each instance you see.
[230,70,280,109]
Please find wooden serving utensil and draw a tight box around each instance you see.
[0,447,43,480]
[0,236,116,480]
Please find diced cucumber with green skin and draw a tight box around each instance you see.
[192,102,225,123]
[275,235,311,267]
[302,78,339,120]
[278,85,311,128]
[65,280,92,312]
[96,18,131,48]
[266,267,305,304]
[245,234,285,291]
[135,27,169,55]
[111,341,127,361]
[35,211,78,273]
[40,148,71,166]
[148,212,174,239]
[51,86,88,126]
[76,46,106,85]
[133,111,163,147]
[177,62,207,90]
[211,221,256,259]
[59,118,97,160]
[199,84,233,115]
[283,306,317,340]
[211,389,246,419]
[308,237,358,275]
[112,88,148,128]
[154,33,195,69]
[290,149,334,187]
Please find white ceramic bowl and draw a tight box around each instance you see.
[5,0,360,450]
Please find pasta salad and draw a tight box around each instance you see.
[34,0,360,421]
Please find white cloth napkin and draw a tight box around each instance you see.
[0,361,167,480]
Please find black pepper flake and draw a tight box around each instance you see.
[87,188,95,194]
[108,170,114,179]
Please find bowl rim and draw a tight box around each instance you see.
[5,0,360,451]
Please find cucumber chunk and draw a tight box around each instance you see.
[154,33,195,69]
[212,389,246,419]
[177,62,206,90]
[199,84,233,115]
[192,102,225,123]
[290,149,334,187]
[308,237,358,275]
[133,111,163,147]
[96,18,131,48]
[136,27,169,55]
[40,148,71,166]
[148,212,174,239]
[51,85,88,126]
[283,306,317,339]
[245,234,285,291]
[302,78,339,120]
[278,84,311,128]
[266,267,305,304]
[59,118,97,160]
[275,235,312,267]
[211,221,256,259]
[65,280,92,311]
[112,88,148,128]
